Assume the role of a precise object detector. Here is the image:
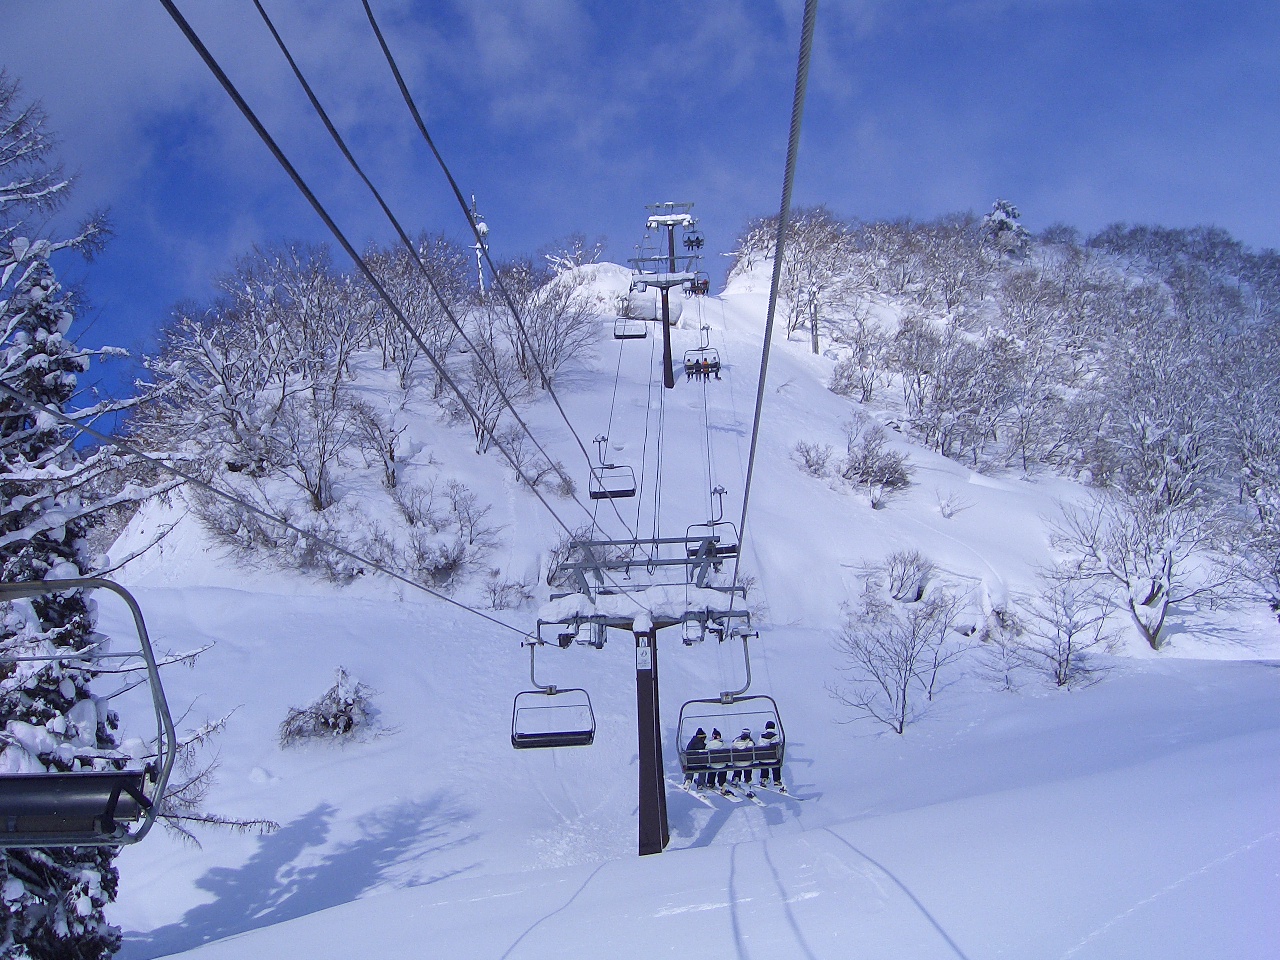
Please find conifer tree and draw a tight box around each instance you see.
[0,71,161,960]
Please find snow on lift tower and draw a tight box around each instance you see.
[0,578,177,848]
[628,202,702,388]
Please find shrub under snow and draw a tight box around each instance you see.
[279,668,376,746]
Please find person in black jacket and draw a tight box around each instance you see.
[684,727,708,788]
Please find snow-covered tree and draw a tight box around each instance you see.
[486,258,598,390]
[367,234,470,395]
[1017,565,1116,687]
[829,558,965,734]
[0,261,129,960]
[0,74,156,960]
[982,199,1031,259]
[1053,490,1242,650]
[776,207,859,354]
[538,232,606,275]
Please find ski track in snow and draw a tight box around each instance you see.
[1060,830,1280,959]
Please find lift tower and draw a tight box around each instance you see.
[470,195,489,300]
[629,202,701,389]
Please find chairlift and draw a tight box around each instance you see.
[686,487,738,586]
[0,578,176,848]
[675,627,782,779]
[676,695,785,779]
[590,464,637,500]
[683,276,711,297]
[685,519,738,561]
[683,233,705,252]
[613,317,648,340]
[510,642,596,749]
[589,435,636,500]
[682,348,721,379]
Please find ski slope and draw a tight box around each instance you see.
[103,268,1280,959]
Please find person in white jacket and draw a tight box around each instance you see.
[758,720,785,791]
[730,727,754,788]
[706,728,729,792]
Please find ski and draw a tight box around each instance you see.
[753,782,812,800]
[667,778,717,808]
[725,782,765,806]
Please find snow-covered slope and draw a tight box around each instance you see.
[103,270,1280,959]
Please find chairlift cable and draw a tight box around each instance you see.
[590,338,627,540]
[652,365,668,546]
[701,355,721,522]
[360,0,635,535]
[633,330,658,559]
[250,0,638,545]
[0,378,533,640]
[159,0,655,614]
[727,0,818,613]
[248,0,598,531]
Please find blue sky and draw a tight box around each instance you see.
[4,1,1279,397]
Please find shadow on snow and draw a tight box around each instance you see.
[120,792,476,960]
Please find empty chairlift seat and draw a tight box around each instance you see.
[686,520,739,562]
[589,463,637,500]
[613,318,649,340]
[511,689,596,749]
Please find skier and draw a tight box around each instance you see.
[759,720,785,791]
[730,727,755,789]
[684,727,708,788]
[706,728,729,793]
[701,358,711,381]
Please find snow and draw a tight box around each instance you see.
[92,272,1279,959]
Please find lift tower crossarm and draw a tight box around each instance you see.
[646,213,695,229]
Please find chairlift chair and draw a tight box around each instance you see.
[683,273,710,297]
[613,317,648,340]
[0,578,176,848]
[589,463,637,500]
[510,642,596,749]
[682,347,720,378]
[686,519,739,566]
[511,690,596,748]
[676,695,784,780]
